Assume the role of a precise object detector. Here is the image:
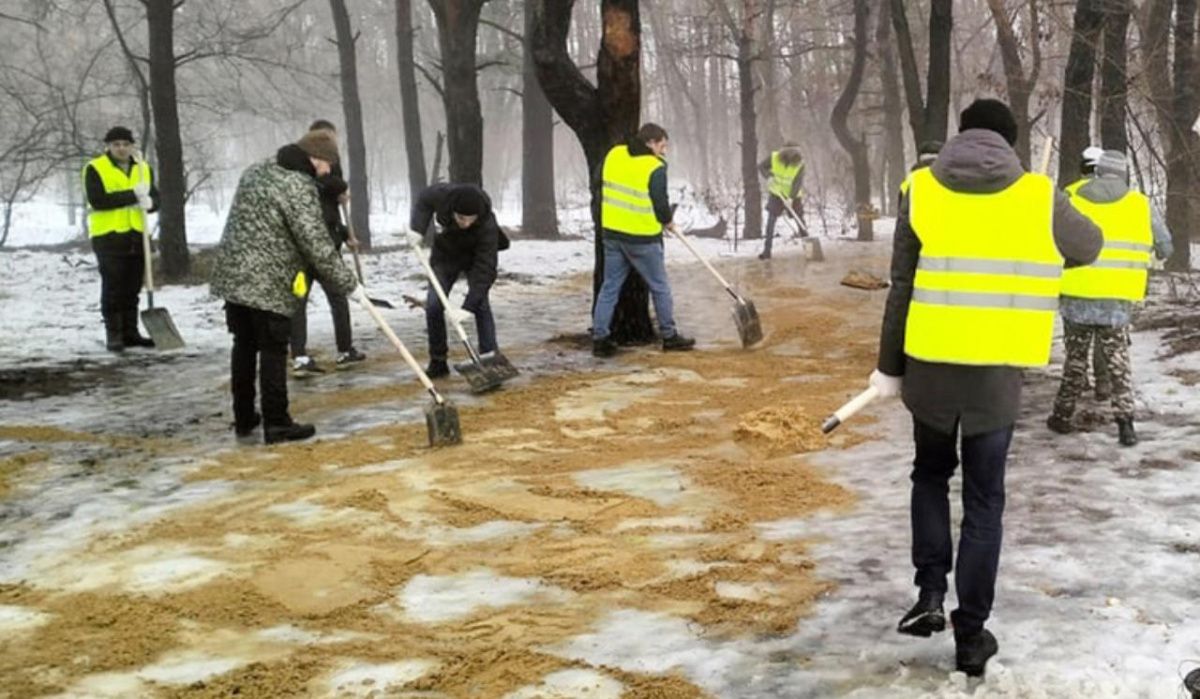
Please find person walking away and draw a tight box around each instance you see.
[289,119,366,376]
[1047,149,1172,446]
[210,130,365,444]
[868,99,1101,676]
[83,126,160,352]
[757,143,805,260]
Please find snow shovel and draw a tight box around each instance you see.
[667,225,763,348]
[780,199,824,263]
[821,386,879,434]
[407,232,517,393]
[339,203,394,309]
[135,171,185,350]
[355,292,461,447]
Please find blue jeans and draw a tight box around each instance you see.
[425,265,496,361]
[592,236,676,340]
[910,418,1013,636]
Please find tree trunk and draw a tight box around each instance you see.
[758,0,783,148]
[1058,0,1103,186]
[1099,0,1130,152]
[831,0,872,241]
[522,0,558,239]
[145,0,189,280]
[736,33,763,240]
[986,0,1040,167]
[1168,0,1198,270]
[877,0,906,211]
[923,0,953,144]
[329,0,372,248]
[429,0,486,186]
[532,0,653,344]
[395,0,428,199]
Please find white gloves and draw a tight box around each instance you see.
[869,369,902,398]
[136,194,153,211]
[132,180,150,197]
[446,307,474,327]
[349,285,371,308]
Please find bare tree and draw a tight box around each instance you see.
[329,0,372,247]
[396,0,428,198]
[891,0,952,147]
[877,0,906,210]
[428,0,487,185]
[1058,0,1103,186]
[711,0,765,240]
[521,0,558,239]
[985,0,1042,167]
[831,0,872,241]
[1100,0,1130,152]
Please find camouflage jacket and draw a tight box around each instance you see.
[210,158,357,317]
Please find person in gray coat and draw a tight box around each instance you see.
[870,99,1102,676]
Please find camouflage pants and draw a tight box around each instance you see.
[1052,321,1134,421]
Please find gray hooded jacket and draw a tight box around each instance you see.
[877,129,1103,436]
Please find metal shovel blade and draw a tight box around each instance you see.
[423,399,462,446]
[806,238,826,263]
[453,350,518,394]
[141,307,185,350]
[731,297,764,347]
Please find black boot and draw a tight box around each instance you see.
[955,628,998,677]
[662,333,696,352]
[122,310,155,347]
[1046,413,1073,435]
[1116,417,1138,447]
[897,589,946,637]
[425,359,450,378]
[103,314,125,353]
[592,337,618,358]
[264,420,316,444]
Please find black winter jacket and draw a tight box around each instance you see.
[409,183,503,312]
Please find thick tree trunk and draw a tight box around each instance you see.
[532,0,653,344]
[877,0,906,211]
[758,0,783,148]
[1058,0,1103,186]
[986,0,1040,167]
[831,0,872,241]
[145,0,189,279]
[395,0,428,199]
[923,0,952,144]
[329,0,372,247]
[736,36,763,240]
[429,0,486,185]
[1099,0,1130,152]
[522,0,558,239]
[1168,0,1198,270]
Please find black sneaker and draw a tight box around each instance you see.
[264,422,316,444]
[955,628,998,677]
[592,337,618,358]
[662,333,696,352]
[235,412,262,439]
[336,348,367,366]
[1116,418,1138,447]
[1046,413,1073,435]
[426,359,450,378]
[292,356,325,377]
[897,590,945,637]
[758,251,771,260]
[124,334,155,348]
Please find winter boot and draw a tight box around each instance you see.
[592,337,618,358]
[235,412,262,440]
[425,359,450,378]
[264,420,316,445]
[897,589,946,637]
[1046,413,1073,435]
[662,333,696,352]
[955,628,999,678]
[336,348,367,366]
[1116,417,1138,447]
[121,310,155,347]
[103,314,125,353]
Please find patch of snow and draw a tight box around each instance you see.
[574,461,691,507]
[322,658,435,696]
[503,668,625,699]
[392,569,572,624]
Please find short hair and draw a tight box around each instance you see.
[309,119,337,132]
[636,123,669,144]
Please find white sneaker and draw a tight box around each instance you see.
[291,356,324,376]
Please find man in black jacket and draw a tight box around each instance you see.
[289,120,366,375]
[408,183,507,378]
[871,99,1102,676]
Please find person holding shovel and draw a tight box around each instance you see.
[83,126,160,352]
[870,99,1101,677]
[757,143,806,260]
[211,129,367,444]
[408,183,509,379]
[288,119,366,376]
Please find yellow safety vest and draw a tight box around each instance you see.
[899,165,929,197]
[83,155,148,237]
[601,145,665,236]
[905,168,1064,367]
[769,151,803,200]
[1061,186,1153,302]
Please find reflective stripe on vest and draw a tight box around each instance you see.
[905,168,1063,368]
[1061,188,1153,302]
[601,145,664,236]
[83,155,147,237]
[769,151,803,200]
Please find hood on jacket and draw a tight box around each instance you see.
[930,129,1023,194]
[1076,150,1132,203]
[435,184,493,231]
[275,144,317,178]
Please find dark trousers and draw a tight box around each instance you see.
[910,418,1014,636]
[763,195,806,256]
[290,277,353,356]
[425,264,496,361]
[225,303,292,429]
[92,233,145,317]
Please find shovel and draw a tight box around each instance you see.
[666,225,763,348]
[780,199,824,263]
[135,164,185,350]
[339,203,394,309]
[407,232,517,393]
[821,386,879,434]
[354,293,461,447]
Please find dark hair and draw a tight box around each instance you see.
[309,119,337,132]
[959,98,1018,146]
[778,147,803,166]
[636,123,669,144]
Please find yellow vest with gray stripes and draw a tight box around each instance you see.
[769,151,803,200]
[83,155,148,237]
[1061,181,1153,302]
[905,168,1063,367]
[601,145,664,236]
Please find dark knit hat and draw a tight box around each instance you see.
[959,99,1018,146]
[104,126,135,143]
[297,129,339,164]
[447,186,486,217]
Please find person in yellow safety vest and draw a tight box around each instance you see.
[1061,145,1112,398]
[591,123,695,358]
[869,99,1101,678]
[898,140,944,203]
[756,143,805,260]
[83,126,160,352]
[1047,149,1174,446]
